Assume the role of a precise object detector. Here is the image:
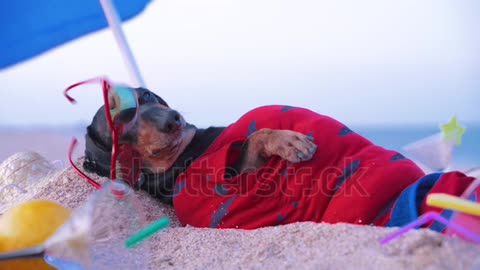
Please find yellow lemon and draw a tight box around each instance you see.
[0,200,71,270]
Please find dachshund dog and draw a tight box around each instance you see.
[83,88,317,205]
[83,88,479,231]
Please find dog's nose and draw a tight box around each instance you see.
[141,107,182,133]
[163,111,182,133]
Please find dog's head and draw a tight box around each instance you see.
[83,87,170,177]
[83,87,196,204]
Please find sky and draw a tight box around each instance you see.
[0,0,479,129]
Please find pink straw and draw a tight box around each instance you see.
[380,211,480,245]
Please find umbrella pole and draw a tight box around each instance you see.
[99,0,146,88]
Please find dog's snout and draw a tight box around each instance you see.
[165,111,182,133]
[141,107,182,134]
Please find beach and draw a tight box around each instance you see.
[2,0,479,268]
[0,129,479,269]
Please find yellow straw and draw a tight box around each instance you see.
[427,193,480,216]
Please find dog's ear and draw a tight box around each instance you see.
[83,107,113,177]
[83,126,112,177]
[135,87,169,107]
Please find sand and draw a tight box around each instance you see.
[1,154,479,270]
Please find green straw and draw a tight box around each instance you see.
[125,216,171,248]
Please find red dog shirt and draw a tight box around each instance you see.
[173,105,425,229]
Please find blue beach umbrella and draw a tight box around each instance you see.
[0,0,152,86]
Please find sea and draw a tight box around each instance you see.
[353,124,480,172]
[0,124,478,172]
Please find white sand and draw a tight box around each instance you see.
[1,154,479,270]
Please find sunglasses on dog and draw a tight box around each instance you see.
[64,77,142,189]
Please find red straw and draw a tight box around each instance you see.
[64,77,106,104]
[64,77,136,192]
[100,80,119,181]
[68,138,101,189]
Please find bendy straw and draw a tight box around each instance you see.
[125,216,171,248]
[427,193,480,216]
[380,211,480,245]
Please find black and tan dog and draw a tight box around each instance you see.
[84,88,317,205]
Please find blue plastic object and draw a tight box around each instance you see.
[0,0,152,69]
[44,255,84,270]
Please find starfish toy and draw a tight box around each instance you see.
[403,116,466,172]
[440,116,466,145]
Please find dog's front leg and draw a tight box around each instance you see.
[236,128,317,174]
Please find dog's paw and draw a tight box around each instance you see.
[267,130,317,163]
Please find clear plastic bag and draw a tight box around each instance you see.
[403,132,455,172]
[44,181,149,269]
[0,152,64,212]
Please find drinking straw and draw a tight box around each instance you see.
[379,212,480,245]
[427,193,480,216]
[125,217,171,248]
